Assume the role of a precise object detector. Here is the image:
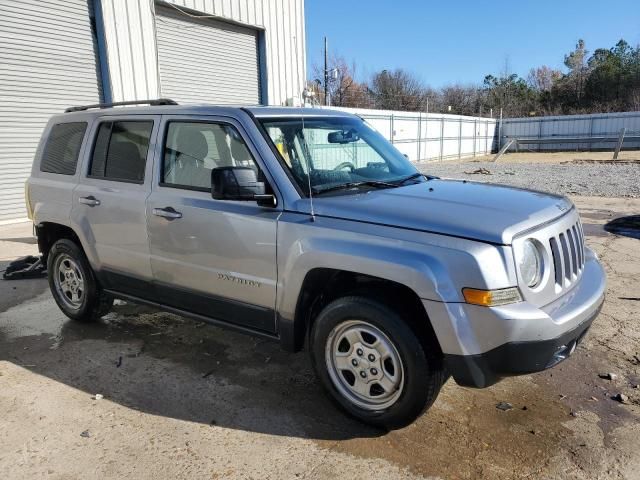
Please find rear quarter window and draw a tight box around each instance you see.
[40,122,87,175]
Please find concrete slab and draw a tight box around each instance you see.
[0,221,37,261]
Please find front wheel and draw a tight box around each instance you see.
[310,296,444,429]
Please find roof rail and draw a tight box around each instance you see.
[64,98,178,113]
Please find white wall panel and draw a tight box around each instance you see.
[0,0,101,223]
[100,0,306,106]
[100,0,160,101]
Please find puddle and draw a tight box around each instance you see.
[0,289,371,441]
[604,215,640,240]
[318,377,573,479]
[0,292,67,342]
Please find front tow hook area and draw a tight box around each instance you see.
[545,325,589,369]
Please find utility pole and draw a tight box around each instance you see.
[497,107,503,151]
[324,36,328,106]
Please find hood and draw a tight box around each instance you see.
[293,179,573,244]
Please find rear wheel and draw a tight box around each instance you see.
[310,296,444,429]
[47,239,112,322]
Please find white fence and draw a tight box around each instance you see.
[500,111,640,151]
[322,107,640,161]
[324,107,498,162]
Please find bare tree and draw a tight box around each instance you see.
[527,66,562,92]
[368,69,427,111]
[312,54,368,107]
[440,85,481,115]
[630,86,640,111]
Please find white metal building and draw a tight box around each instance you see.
[0,0,306,224]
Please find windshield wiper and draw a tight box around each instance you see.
[394,172,428,185]
[312,180,399,195]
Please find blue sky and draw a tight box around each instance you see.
[305,0,640,88]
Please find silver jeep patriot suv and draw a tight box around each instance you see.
[26,100,605,428]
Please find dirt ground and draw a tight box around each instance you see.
[470,150,640,164]
[0,196,639,480]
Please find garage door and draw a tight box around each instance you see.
[155,5,261,105]
[0,0,102,223]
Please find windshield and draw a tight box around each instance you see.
[259,116,420,195]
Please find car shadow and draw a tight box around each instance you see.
[0,297,383,441]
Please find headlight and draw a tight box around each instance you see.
[519,239,543,288]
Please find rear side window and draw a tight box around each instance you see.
[40,122,87,175]
[89,121,153,183]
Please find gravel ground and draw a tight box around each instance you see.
[416,160,640,198]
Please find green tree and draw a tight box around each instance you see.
[585,40,640,110]
[481,73,538,117]
[558,39,590,109]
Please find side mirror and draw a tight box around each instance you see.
[211,167,275,205]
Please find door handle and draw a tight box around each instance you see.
[152,207,182,220]
[79,196,100,206]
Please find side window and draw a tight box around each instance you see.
[40,122,87,175]
[89,121,153,183]
[162,122,257,190]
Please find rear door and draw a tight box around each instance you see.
[71,116,159,296]
[146,115,280,333]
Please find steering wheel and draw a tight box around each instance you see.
[333,161,355,172]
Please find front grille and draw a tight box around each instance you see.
[549,220,585,290]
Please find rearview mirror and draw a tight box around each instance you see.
[211,167,275,205]
[328,129,360,144]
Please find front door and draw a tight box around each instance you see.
[146,117,280,333]
[71,116,158,296]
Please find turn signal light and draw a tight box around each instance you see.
[462,287,522,307]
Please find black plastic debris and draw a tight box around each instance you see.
[604,215,640,240]
[496,401,513,411]
[2,255,46,280]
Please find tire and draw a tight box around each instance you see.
[310,296,444,430]
[47,239,113,322]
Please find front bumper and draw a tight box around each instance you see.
[424,248,606,388]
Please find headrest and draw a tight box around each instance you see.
[231,139,250,160]
[106,140,144,181]
[176,128,208,161]
[108,140,140,161]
